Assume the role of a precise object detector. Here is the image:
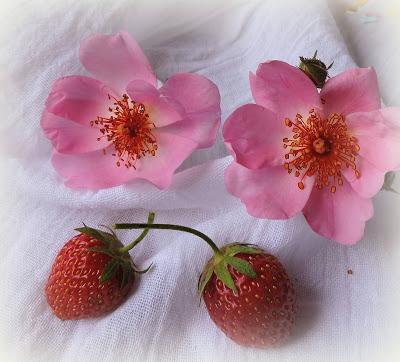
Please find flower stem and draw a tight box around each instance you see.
[118,212,155,253]
[114,220,222,256]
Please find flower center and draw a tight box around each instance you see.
[282,109,361,193]
[91,94,157,169]
[312,137,331,155]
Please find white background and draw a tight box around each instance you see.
[1,0,399,361]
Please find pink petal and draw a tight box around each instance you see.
[126,80,183,128]
[342,156,385,198]
[45,76,112,125]
[41,111,109,154]
[347,108,400,171]
[225,162,315,219]
[159,111,220,149]
[79,32,156,93]
[160,73,220,113]
[250,60,321,121]
[303,181,373,244]
[159,73,221,147]
[321,67,380,117]
[223,104,287,169]
[52,130,197,189]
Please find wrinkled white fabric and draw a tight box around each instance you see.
[1,0,399,361]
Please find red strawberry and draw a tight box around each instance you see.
[114,217,296,348]
[46,220,153,320]
[198,244,296,348]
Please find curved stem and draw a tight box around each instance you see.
[118,212,155,253]
[114,222,222,256]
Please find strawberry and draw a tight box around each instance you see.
[198,244,296,348]
[46,214,154,320]
[114,217,296,349]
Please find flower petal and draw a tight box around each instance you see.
[159,73,221,147]
[45,76,112,125]
[303,180,373,244]
[225,162,315,219]
[223,104,286,169]
[41,111,109,154]
[52,130,197,189]
[160,73,220,114]
[250,60,321,121]
[347,108,400,172]
[342,156,385,198]
[321,67,381,117]
[159,110,220,149]
[126,80,183,127]
[79,32,156,92]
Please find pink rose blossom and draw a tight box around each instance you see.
[223,60,400,244]
[41,32,221,189]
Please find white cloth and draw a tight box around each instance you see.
[1,0,400,361]
[327,0,400,107]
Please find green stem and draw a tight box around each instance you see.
[118,212,155,253]
[114,222,222,256]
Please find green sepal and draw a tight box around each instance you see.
[197,266,214,297]
[198,243,267,299]
[120,261,134,289]
[225,256,257,278]
[89,246,116,258]
[215,261,237,295]
[224,243,264,257]
[75,224,117,247]
[98,224,118,239]
[100,259,119,284]
[75,223,142,290]
[132,263,153,275]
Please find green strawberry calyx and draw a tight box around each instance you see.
[75,212,155,289]
[197,243,263,297]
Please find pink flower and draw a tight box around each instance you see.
[223,61,400,244]
[41,32,220,189]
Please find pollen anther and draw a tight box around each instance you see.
[92,94,157,169]
[283,110,361,193]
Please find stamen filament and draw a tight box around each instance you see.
[92,94,158,169]
[283,110,361,193]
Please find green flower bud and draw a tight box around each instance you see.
[299,50,333,89]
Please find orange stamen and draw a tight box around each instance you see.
[283,109,361,193]
[91,94,157,169]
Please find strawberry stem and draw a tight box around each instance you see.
[118,212,155,253]
[114,220,222,256]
